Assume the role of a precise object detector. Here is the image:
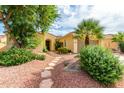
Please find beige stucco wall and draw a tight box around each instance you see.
[77,39,85,52]
[45,33,57,51]
[0,31,118,53]
[32,33,57,53]
[59,32,77,53]
[77,39,99,52]
[59,33,101,53]
[99,36,118,50]
[59,33,118,53]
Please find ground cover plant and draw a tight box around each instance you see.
[79,45,124,86]
[0,47,45,66]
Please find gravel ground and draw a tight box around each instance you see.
[0,53,54,88]
[1,52,124,88]
[52,54,124,88]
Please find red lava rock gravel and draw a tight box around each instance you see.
[0,53,54,88]
[1,53,124,88]
[51,54,124,88]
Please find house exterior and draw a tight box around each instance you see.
[31,32,57,53]
[58,32,78,53]
[0,32,118,53]
[33,32,118,53]
[0,13,118,53]
[58,32,118,53]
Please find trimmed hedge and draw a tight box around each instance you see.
[0,47,45,66]
[58,47,71,54]
[79,45,124,86]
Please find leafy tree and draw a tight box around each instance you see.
[112,32,124,43]
[74,19,104,45]
[0,5,58,49]
[36,5,58,50]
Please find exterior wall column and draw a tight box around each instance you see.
[73,39,78,53]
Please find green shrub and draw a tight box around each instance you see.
[58,47,71,54]
[0,47,45,66]
[55,40,63,50]
[119,42,124,53]
[35,54,45,60]
[43,48,48,52]
[79,45,124,86]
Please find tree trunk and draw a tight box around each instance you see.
[85,34,89,46]
[0,11,19,48]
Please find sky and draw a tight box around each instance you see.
[49,5,124,36]
[0,21,5,35]
[1,5,124,36]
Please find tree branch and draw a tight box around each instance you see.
[0,11,12,32]
[4,10,12,22]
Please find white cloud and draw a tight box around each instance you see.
[50,5,124,36]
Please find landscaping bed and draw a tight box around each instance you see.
[51,54,124,88]
[0,47,45,66]
[51,54,103,88]
[0,53,54,88]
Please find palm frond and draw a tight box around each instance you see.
[74,18,104,40]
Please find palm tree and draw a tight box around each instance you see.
[74,19,104,45]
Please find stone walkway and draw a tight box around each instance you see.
[39,56,62,88]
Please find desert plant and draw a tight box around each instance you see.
[79,45,124,86]
[0,47,45,66]
[74,19,104,46]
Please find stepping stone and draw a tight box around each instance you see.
[41,70,51,78]
[56,57,61,59]
[37,53,43,55]
[54,59,60,61]
[45,67,54,70]
[48,63,56,67]
[39,79,53,88]
[52,60,58,63]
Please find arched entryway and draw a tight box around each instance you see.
[45,39,51,51]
